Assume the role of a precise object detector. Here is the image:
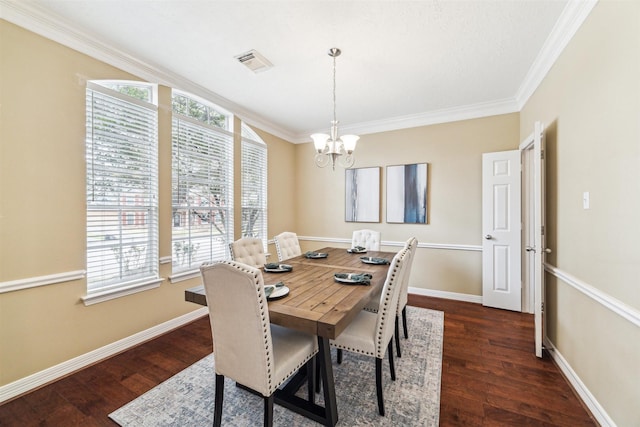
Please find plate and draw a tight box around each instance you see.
[360,257,389,265]
[333,273,372,285]
[267,285,290,299]
[347,248,367,254]
[305,252,328,259]
[264,264,293,273]
[334,276,369,285]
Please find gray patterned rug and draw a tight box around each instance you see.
[110,306,443,426]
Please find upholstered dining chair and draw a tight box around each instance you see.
[200,261,318,427]
[273,231,302,261]
[230,237,267,268]
[396,237,418,344]
[363,237,417,358]
[352,229,381,251]
[330,248,409,416]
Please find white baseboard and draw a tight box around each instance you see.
[409,286,482,304]
[0,307,209,404]
[543,338,615,427]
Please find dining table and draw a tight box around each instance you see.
[184,246,397,426]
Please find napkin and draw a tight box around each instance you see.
[264,281,285,298]
[264,263,281,269]
[305,251,327,258]
[334,273,373,285]
[347,246,366,253]
[264,263,292,270]
[360,256,390,265]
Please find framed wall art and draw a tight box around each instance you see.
[345,167,380,222]
[386,163,428,224]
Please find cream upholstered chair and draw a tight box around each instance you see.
[330,248,409,416]
[230,237,267,268]
[363,237,417,358]
[396,237,418,342]
[352,229,381,251]
[200,261,318,427]
[273,231,302,261]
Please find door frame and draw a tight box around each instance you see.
[519,121,545,358]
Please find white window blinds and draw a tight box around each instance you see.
[241,133,267,249]
[172,115,234,273]
[85,82,159,293]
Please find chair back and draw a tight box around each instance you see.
[374,248,408,358]
[274,231,302,261]
[397,237,418,313]
[230,237,267,268]
[200,261,274,396]
[352,229,381,251]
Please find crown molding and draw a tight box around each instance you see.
[515,0,598,109]
[291,97,520,143]
[1,0,596,144]
[0,0,298,143]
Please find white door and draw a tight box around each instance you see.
[520,122,546,357]
[482,150,521,311]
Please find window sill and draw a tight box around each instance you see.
[82,277,164,306]
[169,269,201,284]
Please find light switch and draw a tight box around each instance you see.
[583,192,590,209]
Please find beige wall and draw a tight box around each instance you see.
[520,1,640,425]
[252,127,298,257]
[294,114,519,296]
[0,20,295,386]
[2,2,639,423]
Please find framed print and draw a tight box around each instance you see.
[345,167,380,222]
[386,163,428,224]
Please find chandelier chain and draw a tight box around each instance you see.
[332,53,337,125]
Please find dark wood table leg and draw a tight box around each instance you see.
[318,336,338,426]
[264,337,338,426]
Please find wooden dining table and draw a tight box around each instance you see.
[184,246,397,426]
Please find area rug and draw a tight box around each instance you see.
[110,306,443,426]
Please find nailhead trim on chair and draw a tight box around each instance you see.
[374,249,406,359]
[273,352,316,392]
[216,260,277,394]
[212,260,317,395]
[274,232,301,262]
[331,343,376,356]
[332,249,407,359]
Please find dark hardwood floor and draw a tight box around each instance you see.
[0,296,596,426]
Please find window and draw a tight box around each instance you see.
[171,91,233,275]
[85,81,159,300]
[241,124,267,249]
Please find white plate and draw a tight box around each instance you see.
[360,257,388,265]
[264,264,292,273]
[348,248,367,254]
[334,275,369,285]
[267,285,290,299]
[306,253,328,259]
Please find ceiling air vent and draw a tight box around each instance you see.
[235,49,273,73]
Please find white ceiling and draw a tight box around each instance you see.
[4,1,593,142]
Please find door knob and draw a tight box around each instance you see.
[485,234,493,240]
[545,248,552,254]
[525,246,535,252]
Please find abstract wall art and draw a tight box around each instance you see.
[386,163,428,224]
[345,167,380,222]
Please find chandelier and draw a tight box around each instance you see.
[311,48,359,170]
